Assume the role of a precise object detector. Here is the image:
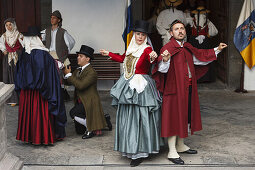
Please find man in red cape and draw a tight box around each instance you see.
[152,20,227,165]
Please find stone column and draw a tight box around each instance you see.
[227,0,243,89]
[0,82,23,170]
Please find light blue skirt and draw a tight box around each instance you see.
[111,74,162,159]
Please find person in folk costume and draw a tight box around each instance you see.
[63,45,111,139]
[0,18,24,106]
[100,20,162,167]
[15,26,67,145]
[152,20,227,165]
[186,6,219,82]
[186,7,218,44]
[41,10,75,101]
[156,0,187,46]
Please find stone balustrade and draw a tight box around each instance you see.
[0,82,23,169]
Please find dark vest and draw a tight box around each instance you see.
[45,27,68,62]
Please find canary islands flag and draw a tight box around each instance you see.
[122,0,133,49]
[234,0,255,69]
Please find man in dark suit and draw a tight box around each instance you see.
[63,45,111,139]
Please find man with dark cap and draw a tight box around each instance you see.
[153,20,227,165]
[63,45,109,139]
[41,10,75,101]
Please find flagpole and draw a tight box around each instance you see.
[235,58,248,93]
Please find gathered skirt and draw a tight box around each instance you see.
[111,74,162,158]
[16,89,56,145]
[2,56,19,104]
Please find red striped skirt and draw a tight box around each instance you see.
[16,89,55,145]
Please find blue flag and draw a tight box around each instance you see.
[234,0,255,69]
[122,0,133,49]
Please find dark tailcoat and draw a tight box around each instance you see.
[66,64,107,131]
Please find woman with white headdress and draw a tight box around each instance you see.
[100,20,162,167]
[0,18,24,106]
[15,26,66,145]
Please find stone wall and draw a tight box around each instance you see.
[227,0,243,89]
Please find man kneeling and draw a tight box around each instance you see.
[63,45,112,139]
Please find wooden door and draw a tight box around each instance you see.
[0,0,41,81]
[142,0,229,83]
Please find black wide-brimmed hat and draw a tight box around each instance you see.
[23,26,41,36]
[133,20,150,34]
[76,45,94,59]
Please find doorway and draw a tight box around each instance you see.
[142,0,229,83]
[0,0,41,82]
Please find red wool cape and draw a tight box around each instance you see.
[152,37,217,138]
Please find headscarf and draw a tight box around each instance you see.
[125,32,150,58]
[4,19,20,47]
[23,36,49,54]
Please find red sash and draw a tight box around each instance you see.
[5,40,22,52]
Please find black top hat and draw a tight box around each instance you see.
[133,20,150,34]
[23,26,41,36]
[76,45,94,59]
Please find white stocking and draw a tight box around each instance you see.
[167,136,179,158]
[74,116,87,127]
[176,137,190,152]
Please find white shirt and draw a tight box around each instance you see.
[158,39,221,78]
[41,27,75,53]
[156,8,187,36]
[156,9,187,45]
[64,63,90,79]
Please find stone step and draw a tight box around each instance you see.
[0,153,23,170]
[21,165,255,170]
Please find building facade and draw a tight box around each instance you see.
[0,0,250,90]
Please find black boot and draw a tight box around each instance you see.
[104,114,112,131]
[130,158,143,167]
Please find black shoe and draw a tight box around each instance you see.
[104,114,112,131]
[82,131,95,139]
[168,157,184,165]
[130,158,143,167]
[178,149,197,154]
